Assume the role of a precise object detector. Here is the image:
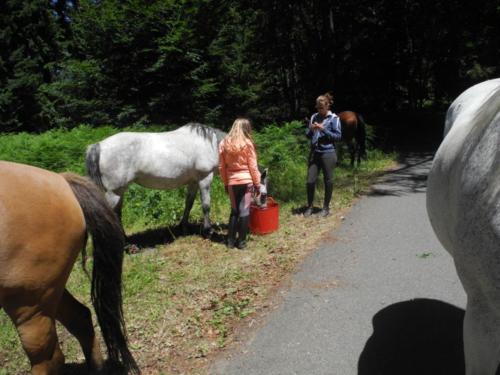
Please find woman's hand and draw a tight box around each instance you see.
[313,122,324,130]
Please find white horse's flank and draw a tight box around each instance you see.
[86,123,226,233]
[427,78,500,374]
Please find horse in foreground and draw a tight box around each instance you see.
[0,161,138,374]
[427,78,500,374]
[338,111,367,167]
[86,123,226,235]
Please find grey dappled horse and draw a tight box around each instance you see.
[427,78,500,375]
[86,123,226,235]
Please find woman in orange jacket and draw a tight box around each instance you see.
[219,118,262,249]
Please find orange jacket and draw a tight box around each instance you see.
[218,138,261,187]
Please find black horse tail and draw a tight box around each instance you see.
[355,113,367,158]
[62,173,140,374]
[86,143,106,191]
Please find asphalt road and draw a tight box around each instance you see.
[211,153,467,375]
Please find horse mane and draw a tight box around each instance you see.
[184,122,227,145]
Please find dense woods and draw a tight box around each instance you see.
[1,0,498,134]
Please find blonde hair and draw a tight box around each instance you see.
[316,92,334,109]
[224,118,254,151]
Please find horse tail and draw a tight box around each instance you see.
[62,173,140,374]
[355,113,367,158]
[86,143,106,191]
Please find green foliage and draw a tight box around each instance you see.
[43,0,216,127]
[0,125,116,173]
[2,1,500,132]
[122,185,188,229]
[254,121,309,202]
[39,59,113,128]
[0,0,62,132]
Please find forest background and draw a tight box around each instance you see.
[1,0,499,144]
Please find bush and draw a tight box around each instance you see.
[253,121,309,203]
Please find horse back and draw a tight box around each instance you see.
[338,111,358,141]
[98,128,220,189]
[0,161,85,302]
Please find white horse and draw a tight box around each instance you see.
[427,78,500,374]
[86,123,227,235]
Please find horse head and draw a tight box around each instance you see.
[256,166,269,207]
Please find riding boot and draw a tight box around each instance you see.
[305,183,315,217]
[324,181,333,211]
[227,213,238,248]
[236,216,249,249]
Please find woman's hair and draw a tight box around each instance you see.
[316,92,334,109]
[224,118,254,151]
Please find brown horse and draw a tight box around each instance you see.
[338,111,367,167]
[0,161,139,374]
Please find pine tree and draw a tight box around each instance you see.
[0,0,62,131]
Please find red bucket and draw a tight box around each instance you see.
[249,197,279,235]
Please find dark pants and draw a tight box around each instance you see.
[306,151,337,209]
[228,184,252,217]
[226,184,252,248]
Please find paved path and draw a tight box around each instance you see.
[211,153,467,375]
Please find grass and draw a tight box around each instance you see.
[0,126,397,374]
[417,252,434,259]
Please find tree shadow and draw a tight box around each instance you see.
[367,153,434,197]
[358,298,465,375]
[126,222,226,251]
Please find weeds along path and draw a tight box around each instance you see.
[210,153,467,375]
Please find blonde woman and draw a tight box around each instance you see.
[219,118,262,249]
[305,93,342,217]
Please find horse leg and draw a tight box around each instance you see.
[356,143,362,167]
[56,289,104,372]
[463,298,500,375]
[7,309,64,375]
[180,182,198,235]
[105,189,125,220]
[348,141,355,168]
[336,143,344,165]
[198,172,214,237]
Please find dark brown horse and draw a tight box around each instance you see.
[0,161,139,374]
[338,111,367,166]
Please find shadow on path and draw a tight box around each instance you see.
[358,298,465,375]
[368,153,434,197]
